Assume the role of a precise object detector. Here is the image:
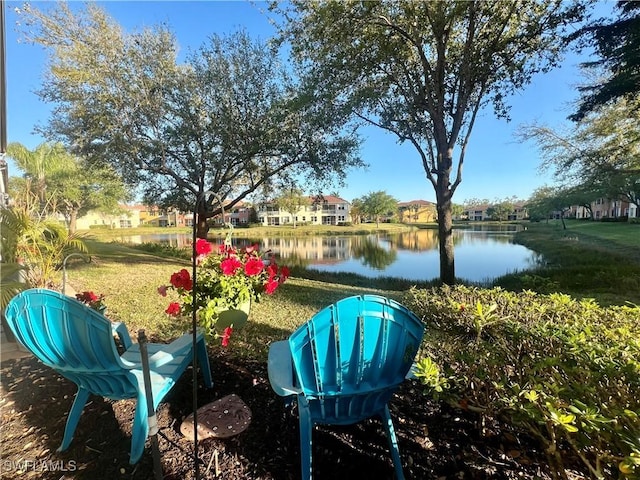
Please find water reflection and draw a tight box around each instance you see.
[116,227,539,283]
[351,236,397,269]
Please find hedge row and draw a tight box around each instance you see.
[404,285,640,480]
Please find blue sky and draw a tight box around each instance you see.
[4,0,616,204]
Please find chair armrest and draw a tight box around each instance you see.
[268,340,301,397]
[120,332,204,369]
[112,322,133,350]
[148,332,200,368]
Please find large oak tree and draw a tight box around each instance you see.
[275,0,585,284]
[21,2,363,237]
[519,95,640,216]
[570,0,640,121]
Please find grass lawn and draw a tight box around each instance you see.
[80,222,417,240]
[5,222,638,479]
[531,218,640,251]
[497,219,640,306]
[65,240,400,361]
[68,218,640,348]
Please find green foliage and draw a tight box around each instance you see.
[405,284,640,479]
[129,242,190,260]
[0,205,88,308]
[498,220,640,306]
[7,142,130,234]
[21,3,363,235]
[277,0,585,284]
[570,1,640,121]
[486,201,515,221]
[159,239,289,340]
[358,191,398,226]
[525,185,571,224]
[6,142,70,205]
[275,187,310,228]
[414,357,449,396]
[519,95,640,212]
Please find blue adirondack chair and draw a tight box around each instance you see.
[3,288,213,464]
[268,294,425,480]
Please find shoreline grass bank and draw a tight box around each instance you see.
[495,219,640,306]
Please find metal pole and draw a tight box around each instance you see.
[0,0,7,153]
[137,329,163,480]
[0,0,10,208]
[192,191,210,480]
[192,195,201,480]
[192,189,229,479]
[62,253,90,295]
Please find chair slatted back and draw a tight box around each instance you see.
[4,289,137,399]
[288,295,424,423]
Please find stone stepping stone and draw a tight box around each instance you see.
[180,394,251,439]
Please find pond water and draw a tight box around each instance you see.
[115,225,541,283]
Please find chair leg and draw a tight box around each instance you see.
[129,393,150,464]
[298,402,314,480]
[381,405,405,480]
[196,337,213,388]
[57,387,90,452]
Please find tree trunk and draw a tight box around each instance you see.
[195,206,209,239]
[69,210,78,234]
[436,185,455,285]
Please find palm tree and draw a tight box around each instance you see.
[6,142,71,207]
[0,201,87,309]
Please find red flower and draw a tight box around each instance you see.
[220,257,242,275]
[279,266,290,282]
[459,304,466,312]
[196,238,213,255]
[221,326,233,347]
[265,279,279,295]
[160,240,289,334]
[170,269,193,290]
[165,302,181,316]
[267,262,278,279]
[195,238,213,256]
[244,257,264,276]
[76,291,98,303]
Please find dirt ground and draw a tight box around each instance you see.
[0,349,586,480]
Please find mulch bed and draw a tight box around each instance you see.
[0,350,577,479]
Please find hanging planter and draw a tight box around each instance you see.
[214,299,251,332]
[159,239,289,346]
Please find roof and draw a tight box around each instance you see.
[309,194,349,204]
[397,200,435,207]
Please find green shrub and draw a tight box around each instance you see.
[405,285,640,480]
[129,242,190,260]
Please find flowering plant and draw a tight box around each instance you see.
[76,290,107,312]
[159,238,289,345]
